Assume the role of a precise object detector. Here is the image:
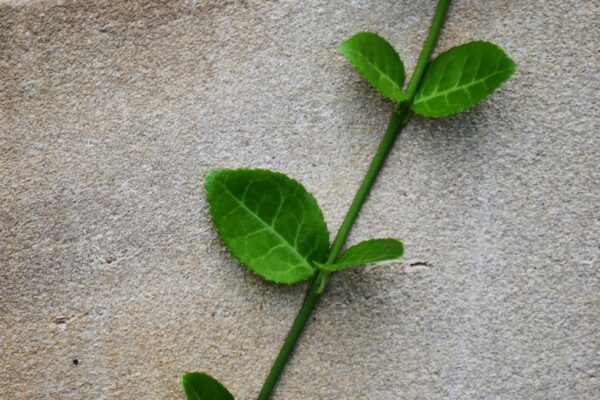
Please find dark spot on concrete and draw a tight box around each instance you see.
[53,316,69,324]
[72,359,79,365]
[409,261,432,267]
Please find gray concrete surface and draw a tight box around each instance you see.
[1,0,599,399]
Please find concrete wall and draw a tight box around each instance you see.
[1,1,598,398]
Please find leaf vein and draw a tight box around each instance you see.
[215,181,311,271]
[415,68,514,106]
[344,48,403,95]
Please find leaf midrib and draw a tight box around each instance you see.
[414,68,513,105]
[188,385,201,400]
[216,181,313,273]
[183,376,203,400]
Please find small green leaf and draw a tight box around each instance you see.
[317,238,403,272]
[339,32,408,101]
[205,169,329,284]
[412,41,517,117]
[182,372,234,400]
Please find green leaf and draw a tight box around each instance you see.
[182,372,234,400]
[339,32,408,101]
[204,169,329,284]
[412,41,517,117]
[317,238,403,272]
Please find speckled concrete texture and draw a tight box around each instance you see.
[1,1,599,399]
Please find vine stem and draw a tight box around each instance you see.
[257,1,450,399]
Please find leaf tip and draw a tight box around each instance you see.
[204,169,223,190]
[508,56,518,75]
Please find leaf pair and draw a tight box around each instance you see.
[339,32,516,117]
[205,169,404,284]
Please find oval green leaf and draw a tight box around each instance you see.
[317,238,403,272]
[182,372,234,400]
[339,32,408,101]
[205,169,329,284]
[412,41,517,117]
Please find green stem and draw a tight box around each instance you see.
[256,271,326,400]
[257,1,450,399]
[326,105,411,263]
[405,0,450,99]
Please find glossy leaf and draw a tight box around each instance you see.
[412,41,516,117]
[339,32,408,101]
[317,238,403,272]
[182,372,234,400]
[205,169,329,284]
